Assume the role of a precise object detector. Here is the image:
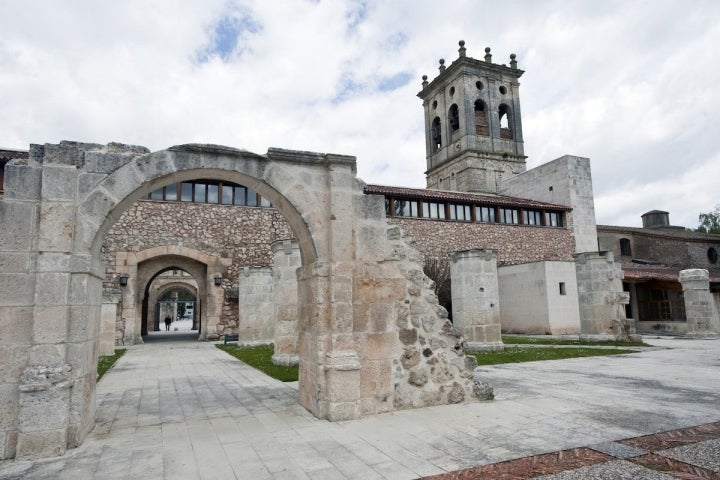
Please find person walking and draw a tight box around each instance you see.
[164,316,171,331]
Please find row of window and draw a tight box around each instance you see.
[386,197,564,227]
[146,180,272,207]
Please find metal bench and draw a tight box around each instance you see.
[223,334,239,344]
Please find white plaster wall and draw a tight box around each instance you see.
[544,261,582,334]
[498,261,580,334]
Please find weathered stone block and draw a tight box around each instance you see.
[408,367,428,387]
[28,344,66,366]
[0,345,30,383]
[363,332,397,360]
[34,273,70,307]
[4,163,42,201]
[38,202,74,253]
[0,274,35,307]
[42,166,78,202]
[0,307,33,345]
[0,253,32,273]
[354,278,405,304]
[32,306,68,344]
[0,202,37,251]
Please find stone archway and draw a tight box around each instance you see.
[1,141,482,460]
[148,281,198,333]
[115,245,231,343]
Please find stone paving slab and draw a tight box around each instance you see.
[0,336,719,479]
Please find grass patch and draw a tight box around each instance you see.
[471,346,638,366]
[217,344,298,382]
[502,335,648,347]
[97,349,126,381]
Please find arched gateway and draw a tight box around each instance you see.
[0,141,483,460]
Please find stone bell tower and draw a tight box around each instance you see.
[419,41,526,193]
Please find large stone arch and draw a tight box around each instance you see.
[0,141,483,461]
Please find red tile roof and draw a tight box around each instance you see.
[363,184,571,210]
[619,259,720,283]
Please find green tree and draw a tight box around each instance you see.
[696,205,720,234]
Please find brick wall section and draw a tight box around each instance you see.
[103,200,294,330]
[388,217,575,265]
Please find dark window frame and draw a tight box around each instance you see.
[146,180,271,207]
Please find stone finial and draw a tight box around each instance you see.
[422,74,428,88]
[509,53,518,69]
[439,58,446,72]
[484,47,492,63]
[458,40,466,57]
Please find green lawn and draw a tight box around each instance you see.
[217,342,641,382]
[502,335,648,347]
[217,344,298,382]
[471,346,638,366]
[97,349,126,381]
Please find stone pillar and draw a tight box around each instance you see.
[271,239,300,366]
[99,294,120,356]
[449,249,503,351]
[0,164,40,459]
[236,267,274,344]
[680,269,720,337]
[297,259,361,421]
[574,251,633,341]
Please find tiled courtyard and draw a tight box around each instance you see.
[1,336,718,479]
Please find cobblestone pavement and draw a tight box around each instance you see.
[1,336,719,479]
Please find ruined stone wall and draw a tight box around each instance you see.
[388,217,575,265]
[102,200,293,335]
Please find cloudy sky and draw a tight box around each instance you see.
[2,1,719,228]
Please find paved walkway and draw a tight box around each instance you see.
[1,336,719,479]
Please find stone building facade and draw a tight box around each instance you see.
[598,210,720,336]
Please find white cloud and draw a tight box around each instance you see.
[2,0,719,227]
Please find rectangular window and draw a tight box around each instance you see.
[247,188,258,206]
[234,186,247,205]
[194,183,207,203]
[449,204,471,221]
[545,211,563,227]
[385,198,391,216]
[180,183,193,202]
[395,199,419,217]
[207,184,219,204]
[150,188,164,201]
[476,206,495,223]
[559,282,566,295]
[499,208,519,224]
[523,210,542,225]
[422,202,445,219]
[165,183,178,201]
[221,185,233,205]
